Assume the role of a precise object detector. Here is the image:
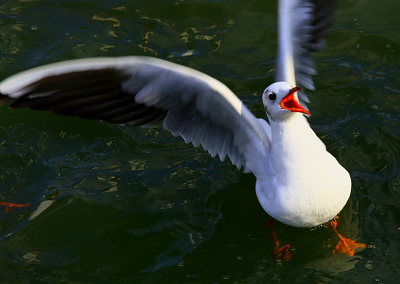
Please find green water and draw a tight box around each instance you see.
[1,0,400,283]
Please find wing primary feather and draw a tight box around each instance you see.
[28,90,124,111]
[122,108,166,126]
[0,56,271,173]
[22,69,127,94]
[10,82,123,109]
[62,95,138,117]
[83,103,148,120]
[100,106,163,124]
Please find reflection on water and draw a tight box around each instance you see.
[0,0,400,282]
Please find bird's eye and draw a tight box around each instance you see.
[268,93,276,101]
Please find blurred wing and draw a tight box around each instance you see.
[276,0,337,105]
[0,56,271,173]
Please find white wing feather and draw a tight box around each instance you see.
[276,0,337,105]
[0,56,271,174]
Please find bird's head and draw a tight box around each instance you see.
[262,82,311,120]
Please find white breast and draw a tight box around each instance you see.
[255,113,351,227]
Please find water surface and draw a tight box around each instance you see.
[1,0,400,283]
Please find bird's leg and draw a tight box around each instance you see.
[0,202,31,213]
[329,216,366,256]
[268,218,292,261]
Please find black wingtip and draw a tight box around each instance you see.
[307,0,339,53]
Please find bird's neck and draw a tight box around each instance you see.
[270,113,312,140]
[268,113,325,174]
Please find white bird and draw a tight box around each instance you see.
[0,0,350,228]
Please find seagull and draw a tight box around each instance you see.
[0,0,350,229]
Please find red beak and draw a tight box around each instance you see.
[280,87,311,116]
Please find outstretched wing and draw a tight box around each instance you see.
[276,0,337,105]
[0,56,271,173]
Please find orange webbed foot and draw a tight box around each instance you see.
[268,218,292,261]
[330,217,366,256]
[0,202,31,213]
[272,231,292,261]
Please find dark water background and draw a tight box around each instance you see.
[1,0,400,283]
